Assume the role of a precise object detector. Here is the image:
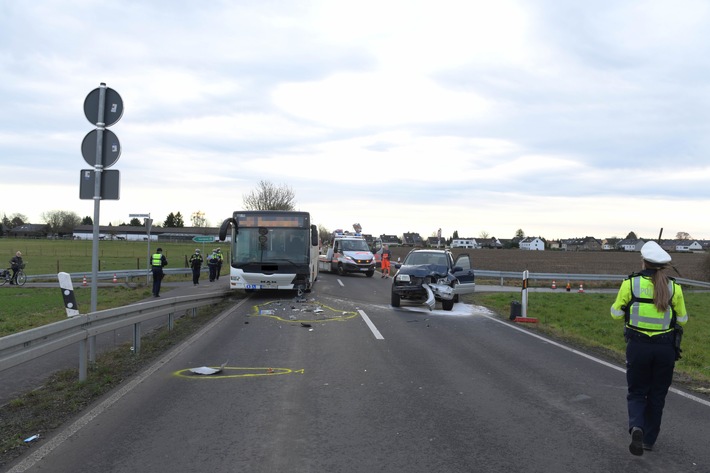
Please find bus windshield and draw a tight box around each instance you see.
[233,227,310,264]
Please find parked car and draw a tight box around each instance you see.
[390,249,475,311]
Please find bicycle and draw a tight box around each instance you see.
[1,263,27,286]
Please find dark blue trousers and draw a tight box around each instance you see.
[152,268,164,296]
[625,330,676,447]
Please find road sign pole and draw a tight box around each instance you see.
[88,83,107,368]
[91,84,106,313]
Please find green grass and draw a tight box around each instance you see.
[0,239,216,274]
[466,291,710,388]
[0,286,152,336]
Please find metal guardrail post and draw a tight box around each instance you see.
[168,313,174,330]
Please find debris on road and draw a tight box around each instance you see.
[190,361,228,375]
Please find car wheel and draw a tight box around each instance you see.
[391,291,401,307]
[337,264,345,276]
[365,270,374,277]
[442,299,454,311]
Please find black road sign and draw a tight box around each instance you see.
[81,129,121,168]
[84,87,124,127]
[79,169,120,200]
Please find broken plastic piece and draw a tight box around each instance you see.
[24,434,40,443]
[189,361,228,375]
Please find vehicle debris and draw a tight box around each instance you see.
[190,361,228,375]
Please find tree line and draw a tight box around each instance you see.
[1,180,296,237]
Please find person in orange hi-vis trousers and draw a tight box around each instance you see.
[380,244,392,278]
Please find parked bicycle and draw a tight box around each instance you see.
[1,263,27,286]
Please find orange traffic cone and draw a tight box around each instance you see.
[578,283,585,293]
[82,275,87,286]
[113,273,117,283]
[551,280,557,289]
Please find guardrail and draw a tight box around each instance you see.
[474,270,710,289]
[0,290,229,380]
[25,268,201,283]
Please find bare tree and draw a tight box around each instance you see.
[42,210,81,236]
[191,211,207,227]
[243,180,296,211]
[676,231,692,240]
[479,230,489,239]
[318,224,330,246]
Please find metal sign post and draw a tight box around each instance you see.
[81,83,123,374]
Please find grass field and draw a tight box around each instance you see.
[0,239,219,274]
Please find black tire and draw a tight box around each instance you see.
[365,270,374,277]
[442,298,454,311]
[337,264,346,276]
[0,274,7,286]
[391,291,401,307]
[16,271,27,286]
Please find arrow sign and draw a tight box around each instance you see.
[193,236,214,243]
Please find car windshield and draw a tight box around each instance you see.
[341,239,370,251]
[404,252,447,266]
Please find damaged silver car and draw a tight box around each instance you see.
[390,249,475,311]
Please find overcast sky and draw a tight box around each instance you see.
[2,0,710,241]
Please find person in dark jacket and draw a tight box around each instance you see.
[151,248,168,297]
[10,251,23,285]
[207,249,219,282]
[189,249,203,286]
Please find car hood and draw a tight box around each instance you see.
[396,264,451,278]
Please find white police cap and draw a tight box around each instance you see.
[641,241,671,265]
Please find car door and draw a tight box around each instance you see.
[452,254,475,294]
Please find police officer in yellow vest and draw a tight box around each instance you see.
[151,247,168,297]
[611,241,688,456]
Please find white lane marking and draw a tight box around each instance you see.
[337,279,344,287]
[481,312,710,408]
[359,309,384,340]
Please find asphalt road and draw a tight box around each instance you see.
[6,272,710,472]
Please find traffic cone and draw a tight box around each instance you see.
[113,273,117,283]
[551,280,557,290]
[566,282,571,292]
[578,283,584,293]
[82,275,87,287]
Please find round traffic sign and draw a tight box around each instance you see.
[84,87,124,127]
[81,129,121,168]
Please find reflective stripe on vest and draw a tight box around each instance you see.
[151,254,162,267]
[627,276,674,331]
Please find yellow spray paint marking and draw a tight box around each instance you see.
[252,299,358,324]
[174,367,305,379]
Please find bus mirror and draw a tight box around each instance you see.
[219,218,235,241]
[311,225,319,246]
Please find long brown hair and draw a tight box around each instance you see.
[644,261,671,312]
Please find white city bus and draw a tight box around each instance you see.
[218,210,319,294]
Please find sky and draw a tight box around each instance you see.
[2,0,710,242]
